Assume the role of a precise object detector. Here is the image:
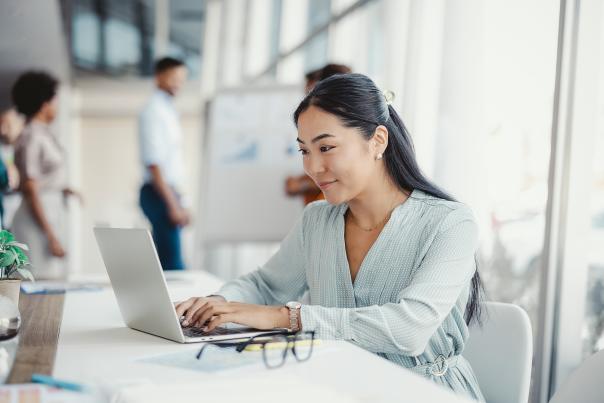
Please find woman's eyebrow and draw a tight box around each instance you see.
[296,133,335,144]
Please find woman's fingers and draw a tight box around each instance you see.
[174,298,196,318]
[192,301,232,327]
[177,301,272,331]
[183,298,212,325]
[190,302,214,327]
[205,313,236,332]
[175,297,212,323]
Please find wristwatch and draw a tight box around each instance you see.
[285,301,302,332]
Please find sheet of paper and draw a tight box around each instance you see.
[138,345,265,373]
[139,342,325,373]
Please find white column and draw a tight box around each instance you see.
[277,0,308,83]
[243,0,273,80]
[432,0,485,207]
[154,0,170,57]
[220,0,248,87]
[381,0,412,103]
[200,0,223,98]
[328,0,364,71]
[394,0,445,180]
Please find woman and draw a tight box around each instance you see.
[285,63,352,205]
[10,71,78,280]
[176,74,485,401]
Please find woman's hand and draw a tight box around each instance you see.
[62,188,84,205]
[175,295,225,322]
[48,235,65,258]
[174,296,290,332]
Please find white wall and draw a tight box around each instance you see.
[71,78,203,276]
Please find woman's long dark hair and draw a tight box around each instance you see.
[293,73,484,325]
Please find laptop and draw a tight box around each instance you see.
[94,227,282,343]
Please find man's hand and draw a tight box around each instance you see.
[168,206,190,227]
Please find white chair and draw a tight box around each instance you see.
[548,349,604,403]
[463,301,533,403]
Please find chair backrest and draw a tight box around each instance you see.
[463,301,533,403]
[548,349,604,403]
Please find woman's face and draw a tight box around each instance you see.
[296,105,384,205]
[41,95,59,123]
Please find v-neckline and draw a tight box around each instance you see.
[338,190,417,290]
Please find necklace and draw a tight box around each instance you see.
[347,192,408,232]
[347,210,392,232]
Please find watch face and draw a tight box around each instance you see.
[286,301,301,309]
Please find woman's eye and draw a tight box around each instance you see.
[298,149,308,155]
[320,146,334,152]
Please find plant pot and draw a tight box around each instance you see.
[0,280,21,306]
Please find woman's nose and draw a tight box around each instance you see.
[305,155,326,177]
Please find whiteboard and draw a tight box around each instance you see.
[199,85,306,243]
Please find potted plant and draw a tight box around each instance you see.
[0,230,33,305]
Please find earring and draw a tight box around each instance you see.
[376,153,383,160]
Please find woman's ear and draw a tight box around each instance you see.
[372,125,389,157]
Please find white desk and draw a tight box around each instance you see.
[53,271,473,402]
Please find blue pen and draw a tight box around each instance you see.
[26,290,66,295]
[31,373,85,392]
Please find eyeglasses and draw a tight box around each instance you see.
[196,330,316,369]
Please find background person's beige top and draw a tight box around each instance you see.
[14,121,66,192]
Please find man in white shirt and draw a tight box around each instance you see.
[139,57,189,270]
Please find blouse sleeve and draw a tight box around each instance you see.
[216,210,308,305]
[14,136,43,182]
[300,206,479,356]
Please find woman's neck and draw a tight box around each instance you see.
[347,176,409,229]
[31,114,50,125]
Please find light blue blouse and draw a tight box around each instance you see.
[218,190,485,401]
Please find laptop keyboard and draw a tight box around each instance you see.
[182,326,257,338]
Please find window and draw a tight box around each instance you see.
[69,0,155,75]
[168,0,204,78]
[67,0,204,77]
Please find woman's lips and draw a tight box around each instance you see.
[318,180,337,190]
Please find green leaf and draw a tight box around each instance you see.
[0,251,15,267]
[8,246,28,265]
[7,241,29,252]
[0,230,15,244]
[0,231,30,275]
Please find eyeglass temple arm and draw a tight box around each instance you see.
[235,331,290,352]
[197,341,244,359]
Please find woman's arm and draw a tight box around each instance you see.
[215,212,308,305]
[175,208,309,326]
[301,207,478,356]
